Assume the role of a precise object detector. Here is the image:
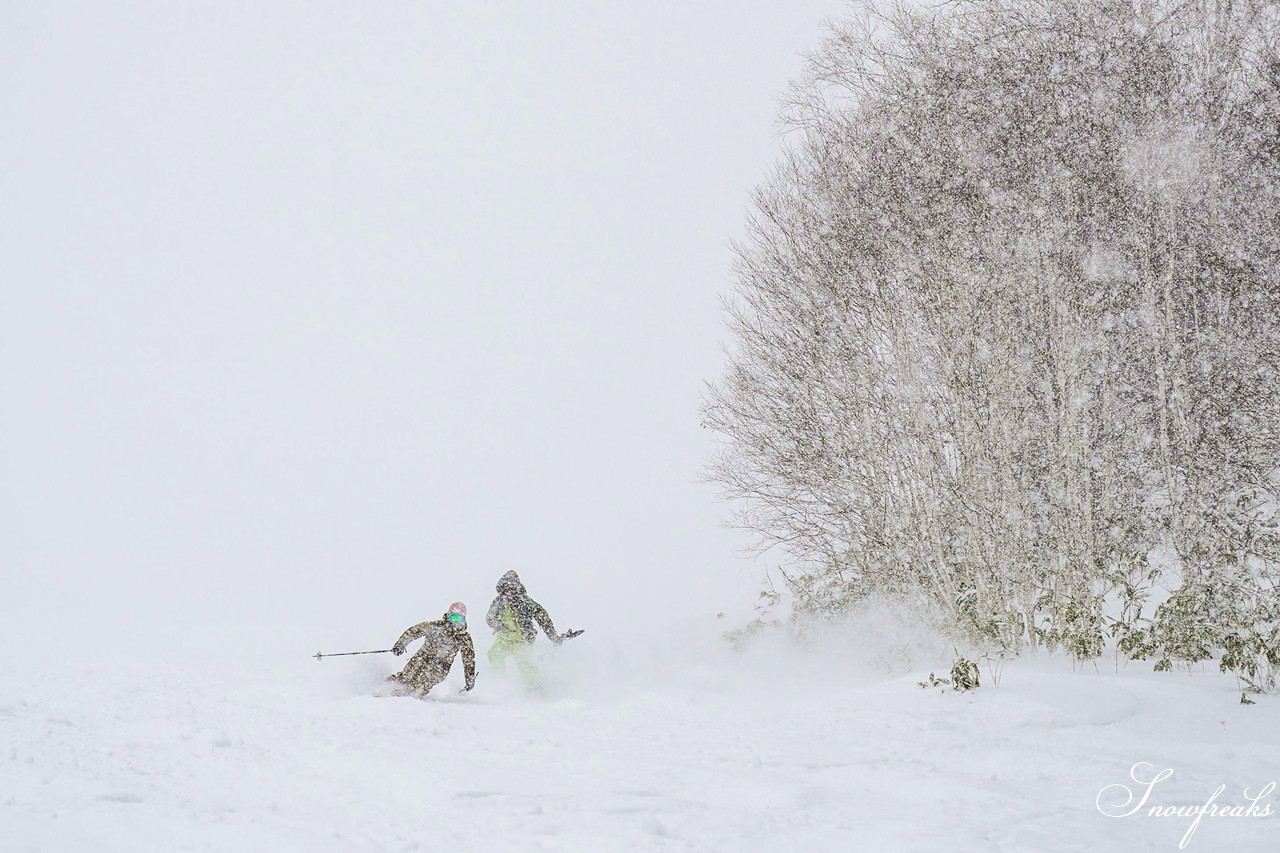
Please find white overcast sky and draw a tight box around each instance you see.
[1,2,849,637]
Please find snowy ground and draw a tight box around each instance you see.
[3,617,1278,852]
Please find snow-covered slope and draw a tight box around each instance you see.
[2,621,1277,852]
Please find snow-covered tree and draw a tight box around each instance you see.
[704,0,1280,664]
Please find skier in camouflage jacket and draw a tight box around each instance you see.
[389,602,476,695]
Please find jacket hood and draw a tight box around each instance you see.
[496,570,526,595]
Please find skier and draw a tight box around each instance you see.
[388,601,477,696]
[485,571,577,684]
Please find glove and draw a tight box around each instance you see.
[551,634,564,646]
[392,644,405,656]
[464,678,476,692]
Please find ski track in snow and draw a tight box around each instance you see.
[2,626,1278,852]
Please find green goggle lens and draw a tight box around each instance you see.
[447,613,465,623]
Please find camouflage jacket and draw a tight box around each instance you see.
[485,571,559,644]
[393,617,476,684]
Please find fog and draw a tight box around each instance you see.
[1,2,848,640]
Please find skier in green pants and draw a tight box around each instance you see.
[485,571,573,687]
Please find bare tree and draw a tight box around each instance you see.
[704,0,1280,665]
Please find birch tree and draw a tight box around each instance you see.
[704,0,1280,664]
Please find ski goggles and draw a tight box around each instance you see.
[447,613,466,624]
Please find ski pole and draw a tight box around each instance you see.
[314,649,394,660]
